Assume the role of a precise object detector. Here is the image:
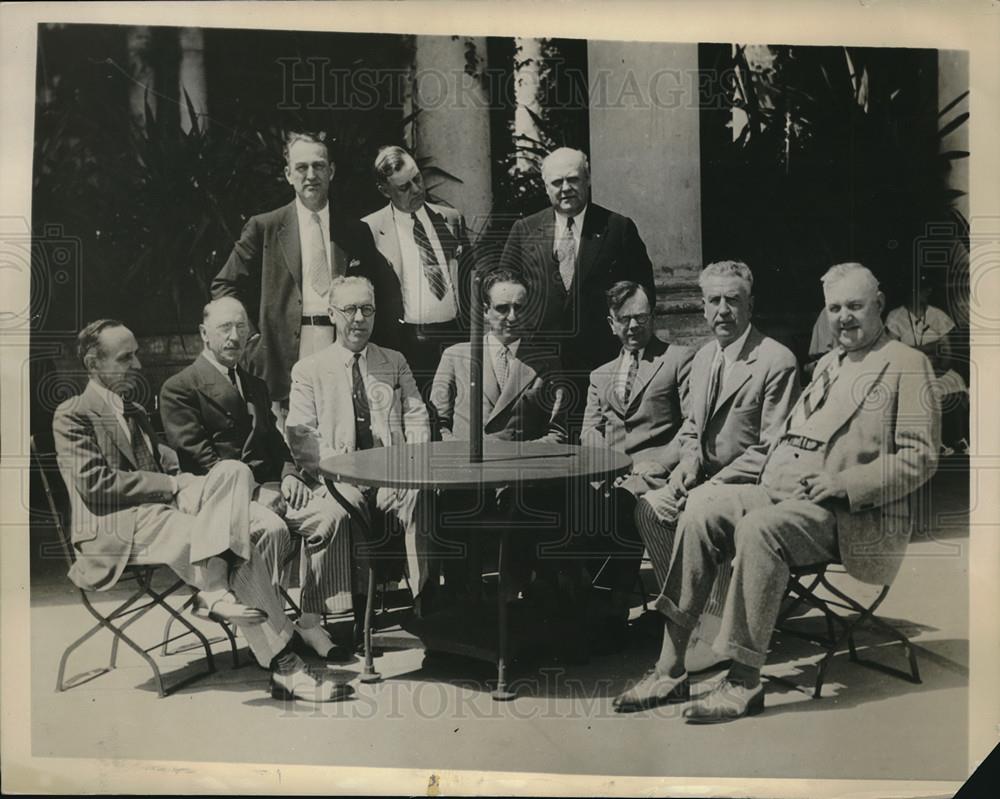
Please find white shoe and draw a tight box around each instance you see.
[295,623,352,661]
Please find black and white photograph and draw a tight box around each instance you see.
[2,1,998,795]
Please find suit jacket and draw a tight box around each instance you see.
[431,338,567,443]
[580,336,694,473]
[52,382,177,591]
[284,342,430,482]
[159,353,298,485]
[499,203,655,374]
[210,200,383,402]
[763,332,940,586]
[361,202,474,344]
[675,326,800,484]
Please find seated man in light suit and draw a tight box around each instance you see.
[284,276,436,616]
[430,267,567,604]
[579,280,694,652]
[160,297,354,660]
[53,319,352,702]
[635,261,800,671]
[614,263,940,720]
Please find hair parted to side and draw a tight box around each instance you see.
[481,267,529,303]
[373,144,415,187]
[327,275,376,310]
[821,262,880,293]
[283,130,331,164]
[698,260,754,293]
[77,319,125,365]
[605,280,651,314]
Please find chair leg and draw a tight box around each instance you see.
[160,592,197,656]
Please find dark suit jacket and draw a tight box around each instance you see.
[361,202,475,345]
[210,199,383,402]
[499,203,655,376]
[430,338,567,443]
[581,336,694,472]
[159,353,298,485]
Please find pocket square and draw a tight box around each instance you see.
[349,258,361,269]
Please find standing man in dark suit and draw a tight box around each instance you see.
[634,261,800,672]
[578,280,693,652]
[499,147,655,436]
[361,145,473,394]
[211,131,382,425]
[159,296,354,660]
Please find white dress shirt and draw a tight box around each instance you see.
[295,198,332,315]
[486,334,521,386]
[201,348,244,399]
[392,205,456,324]
[714,323,754,386]
[553,205,587,255]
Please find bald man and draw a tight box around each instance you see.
[160,297,355,661]
[499,147,655,436]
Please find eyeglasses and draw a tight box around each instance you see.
[490,302,525,316]
[609,313,651,326]
[332,304,376,318]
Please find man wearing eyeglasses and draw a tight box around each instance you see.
[284,276,436,620]
[429,268,568,612]
[211,131,383,427]
[578,280,694,653]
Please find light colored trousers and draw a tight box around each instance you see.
[132,461,293,668]
[651,482,837,669]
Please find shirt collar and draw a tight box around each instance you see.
[718,323,753,364]
[621,346,645,363]
[89,378,125,415]
[487,333,520,359]
[334,339,368,367]
[201,348,236,378]
[295,197,330,226]
[555,204,587,234]
[392,203,428,228]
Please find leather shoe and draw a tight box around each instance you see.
[292,625,354,663]
[270,654,356,703]
[613,669,690,713]
[192,591,266,626]
[682,676,764,724]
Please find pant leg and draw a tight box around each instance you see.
[248,496,295,588]
[378,487,435,596]
[284,484,354,614]
[653,483,773,630]
[714,498,838,668]
[634,486,683,587]
[228,548,295,667]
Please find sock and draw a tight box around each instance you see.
[269,642,300,675]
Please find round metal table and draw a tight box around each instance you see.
[320,440,631,698]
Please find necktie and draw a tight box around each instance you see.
[556,216,577,291]
[352,353,375,451]
[411,211,448,301]
[122,403,160,473]
[307,211,331,298]
[496,345,510,391]
[226,366,242,396]
[803,364,835,419]
[705,352,725,417]
[621,349,639,404]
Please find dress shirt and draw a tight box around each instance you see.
[294,198,332,315]
[885,304,955,348]
[614,346,645,400]
[715,323,753,384]
[332,341,391,446]
[392,205,456,324]
[486,334,521,384]
[553,205,587,256]
[201,348,244,399]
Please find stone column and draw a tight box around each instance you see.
[412,35,492,237]
[178,28,208,133]
[587,41,706,343]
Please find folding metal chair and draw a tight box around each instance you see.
[32,433,236,698]
[774,560,921,698]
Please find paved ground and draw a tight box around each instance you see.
[28,464,969,783]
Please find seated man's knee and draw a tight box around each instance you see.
[732,510,784,561]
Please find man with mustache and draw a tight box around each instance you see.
[160,296,355,660]
[211,131,382,427]
[614,263,939,721]
[500,148,655,437]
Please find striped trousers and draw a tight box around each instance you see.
[634,485,731,618]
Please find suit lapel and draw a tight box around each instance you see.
[624,338,667,415]
[193,355,249,424]
[275,202,302,291]
[810,339,893,443]
[371,205,403,282]
[488,344,536,425]
[82,382,138,468]
[709,327,759,422]
[574,205,608,297]
[482,341,501,408]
